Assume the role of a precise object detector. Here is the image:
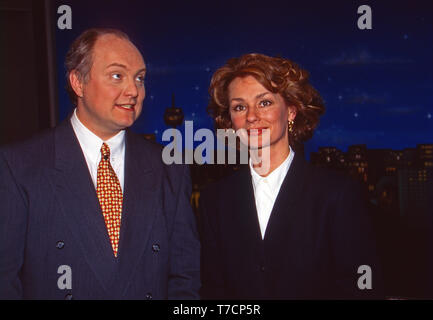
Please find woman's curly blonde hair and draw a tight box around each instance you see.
[207,53,325,148]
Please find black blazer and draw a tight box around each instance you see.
[199,152,383,299]
[0,118,200,299]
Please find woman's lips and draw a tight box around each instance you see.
[247,128,267,135]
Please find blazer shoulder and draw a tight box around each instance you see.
[127,130,164,166]
[299,163,369,214]
[1,127,54,152]
[200,166,247,204]
[0,128,55,169]
[302,161,361,193]
[127,130,164,152]
[127,130,189,182]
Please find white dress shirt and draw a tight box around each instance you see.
[249,146,295,239]
[70,108,126,191]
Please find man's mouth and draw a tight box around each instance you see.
[116,104,135,111]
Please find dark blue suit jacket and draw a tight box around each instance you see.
[0,118,200,299]
[200,152,384,299]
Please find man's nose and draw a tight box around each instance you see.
[246,105,259,122]
[124,77,139,98]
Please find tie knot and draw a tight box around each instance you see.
[100,143,110,160]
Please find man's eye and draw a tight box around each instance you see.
[112,74,122,80]
[259,100,272,107]
[136,75,145,84]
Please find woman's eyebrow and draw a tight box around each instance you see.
[230,92,270,103]
[255,92,270,99]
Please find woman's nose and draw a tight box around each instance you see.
[246,106,258,122]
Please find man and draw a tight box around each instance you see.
[0,28,200,299]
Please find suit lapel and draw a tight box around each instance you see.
[50,119,117,291]
[116,130,159,295]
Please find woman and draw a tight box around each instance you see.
[199,53,383,299]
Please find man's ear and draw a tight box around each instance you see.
[69,70,84,98]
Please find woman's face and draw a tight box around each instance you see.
[227,75,296,153]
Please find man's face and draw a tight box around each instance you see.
[73,34,146,140]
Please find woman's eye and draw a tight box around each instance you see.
[259,100,272,107]
[233,105,246,111]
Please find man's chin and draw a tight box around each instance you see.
[114,115,138,129]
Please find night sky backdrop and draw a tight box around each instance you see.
[54,0,433,159]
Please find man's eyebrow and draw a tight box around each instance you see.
[106,63,127,69]
[105,63,146,74]
[230,92,270,102]
[135,67,146,75]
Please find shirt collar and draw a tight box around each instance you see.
[70,108,125,163]
[249,146,295,191]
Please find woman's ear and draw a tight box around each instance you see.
[288,106,297,122]
[69,70,84,98]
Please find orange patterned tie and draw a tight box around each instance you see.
[96,143,123,257]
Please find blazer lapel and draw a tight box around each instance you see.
[231,166,263,245]
[50,119,117,291]
[264,152,308,243]
[116,130,159,295]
